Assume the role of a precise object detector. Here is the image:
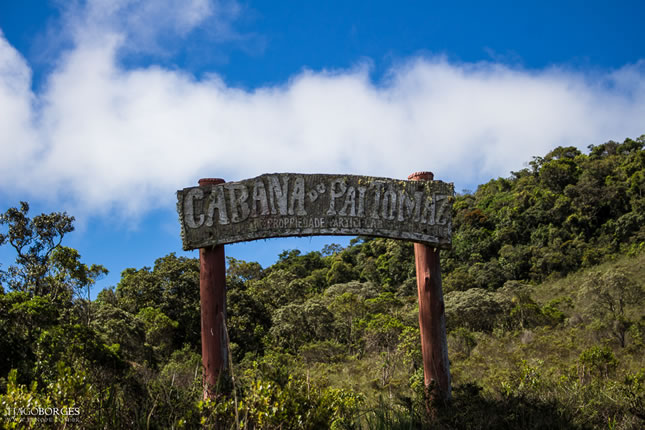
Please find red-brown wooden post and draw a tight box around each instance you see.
[408,171,452,409]
[198,178,229,399]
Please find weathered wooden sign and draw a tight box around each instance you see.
[177,173,454,250]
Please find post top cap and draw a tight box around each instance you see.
[408,171,434,181]
[198,178,226,186]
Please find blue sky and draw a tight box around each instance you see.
[1,0,644,295]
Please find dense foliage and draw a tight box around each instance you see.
[1,136,644,429]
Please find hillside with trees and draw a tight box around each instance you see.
[1,136,644,429]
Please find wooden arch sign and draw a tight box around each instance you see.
[177,173,454,250]
[177,172,453,407]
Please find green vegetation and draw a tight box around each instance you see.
[1,136,644,428]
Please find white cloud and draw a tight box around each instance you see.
[51,0,245,63]
[1,9,644,219]
[0,32,41,184]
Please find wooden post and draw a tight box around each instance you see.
[408,171,451,410]
[198,178,229,400]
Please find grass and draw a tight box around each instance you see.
[301,251,645,429]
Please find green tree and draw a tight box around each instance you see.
[113,253,201,348]
[248,269,308,312]
[327,258,358,285]
[0,202,75,295]
[539,146,581,192]
[577,345,618,384]
[580,269,644,347]
[269,297,334,352]
[227,280,271,360]
[444,288,510,332]
[364,313,405,354]
[269,249,328,279]
[92,302,147,361]
[0,291,59,382]
[227,256,263,283]
[115,266,162,314]
[152,254,201,348]
[328,291,366,350]
[47,246,108,323]
[137,307,179,362]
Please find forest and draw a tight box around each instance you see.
[1,136,644,429]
